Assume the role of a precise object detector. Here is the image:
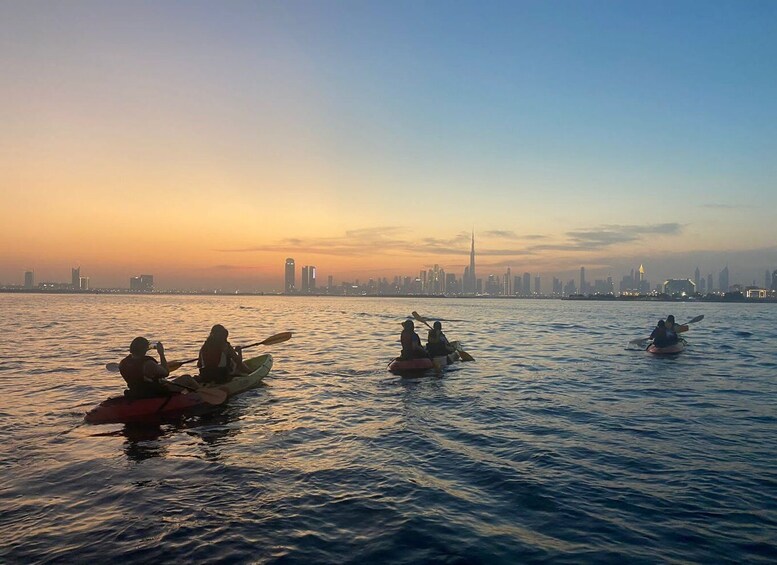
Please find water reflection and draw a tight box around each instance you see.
[121,423,170,462]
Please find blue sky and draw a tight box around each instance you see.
[1,1,776,289]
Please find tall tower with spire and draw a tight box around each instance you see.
[468,229,476,294]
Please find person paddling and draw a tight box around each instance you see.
[649,320,671,348]
[400,320,429,360]
[119,337,176,398]
[426,321,453,357]
[197,324,250,384]
[664,315,689,344]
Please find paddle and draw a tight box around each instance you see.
[629,314,705,346]
[169,378,227,405]
[411,311,475,362]
[105,331,293,373]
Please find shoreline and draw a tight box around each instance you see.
[1,288,774,303]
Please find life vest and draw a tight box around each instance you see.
[200,340,228,369]
[198,339,232,381]
[119,355,157,390]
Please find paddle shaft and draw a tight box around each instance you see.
[106,332,292,373]
[412,311,475,361]
[631,315,705,345]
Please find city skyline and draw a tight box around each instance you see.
[9,231,775,296]
[2,3,776,290]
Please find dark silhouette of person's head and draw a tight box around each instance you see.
[129,336,150,355]
[433,321,442,330]
[402,320,414,330]
[209,324,229,342]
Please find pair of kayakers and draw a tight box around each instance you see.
[119,324,249,398]
[649,315,688,348]
[400,319,454,360]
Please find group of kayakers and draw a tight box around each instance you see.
[399,319,456,360]
[117,313,695,397]
[119,324,246,399]
[648,314,689,348]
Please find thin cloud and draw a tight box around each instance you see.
[216,226,414,257]
[562,223,683,250]
[700,203,746,210]
[214,223,684,260]
[483,230,520,240]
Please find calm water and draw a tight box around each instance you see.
[0,294,775,563]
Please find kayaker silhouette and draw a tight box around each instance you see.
[400,319,428,360]
[119,337,175,398]
[197,324,251,384]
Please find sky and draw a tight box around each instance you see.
[2,1,776,291]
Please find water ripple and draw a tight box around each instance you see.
[0,295,775,563]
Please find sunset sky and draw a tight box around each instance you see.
[2,1,776,290]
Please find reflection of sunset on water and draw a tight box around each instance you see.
[6,293,777,562]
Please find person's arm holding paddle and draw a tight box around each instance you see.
[230,343,251,374]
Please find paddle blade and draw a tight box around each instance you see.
[686,315,704,325]
[259,331,293,346]
[411,311,433,328]
[105,362,120,372]
[458,348,475,362]
[196,386,227,405]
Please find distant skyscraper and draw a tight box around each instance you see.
[328,275,333,290]
[80,276,89,291]
[284,258,295,293]
[301,266,309,293]
[637,264,650,294]
[72,267,80,289]
[309,266,316,290]
[534,275,541,295]
[523,272,531,296]
[695,267,701,291]
[130,274,154,292]
[465,229,476,294]
[140,275,154,291]
[580,267,586,295]
[719,265,729,293]
[772,270,777,292]
[24,270,34,289]
[707,273,713,293]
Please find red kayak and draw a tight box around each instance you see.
[647,338,686,355]
[85,354,273,424]
[84,392,207,424]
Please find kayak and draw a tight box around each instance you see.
[388,350,460,374]
[216,354,273,397]
[84,354,273,424]
[647,339,686,355]
[388,344,461,374]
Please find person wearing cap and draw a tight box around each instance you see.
[426,321,453,357]
[197,324,250,384]
[400,319,428,360]
[119,337,174,398]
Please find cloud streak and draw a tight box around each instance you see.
[215,223,685,260]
